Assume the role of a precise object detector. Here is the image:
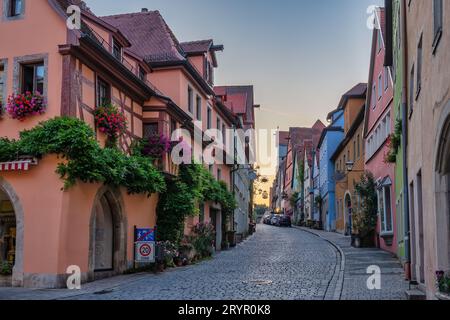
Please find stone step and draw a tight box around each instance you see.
[405,289,426,300]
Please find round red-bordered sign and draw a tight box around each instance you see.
[139,243,152,257]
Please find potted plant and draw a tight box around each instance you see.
[0,262,12,276]
[6,91,46,121]
[436,271,450,300]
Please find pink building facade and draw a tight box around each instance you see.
[364,9,397,255]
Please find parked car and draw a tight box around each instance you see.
[270,215,281,226]
[279,215,292,227]
[263,213,275,225]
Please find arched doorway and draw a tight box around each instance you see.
[435,101,450,271]
[345,193,352,236]
[0,178,23,287]
[88,187,127,281]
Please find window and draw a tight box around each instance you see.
[0,65,4,105]
[217,168,222,181]
[416,35,422,98]
[188,86,193,113]
[96,77,111,106]
[196,95,202,120]
[143,123,158,139]
[367,112,391,159]
[433,0,443,51]
[170,119,177,136]
[357,134,360,159]
[409,65,415,115]
[21,62,44,94]
[353,140,356,161]
[379,185,393,234]
[222,124,226,146]
[207,106,212,129]
[377,29,383,52]
[209,164,213,173]
[372,85,376,108]
[8,0,23,17]
[206,61,214,85]
[378,74,383,99]
[384,67,389,91]
[217,117,221,131]
[138,66,146,81]
[112,38,122,61]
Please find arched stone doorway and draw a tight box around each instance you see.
[0,178,24,287]
[345,192,353,236]
[88,187,127,281]
[434,100,450,271]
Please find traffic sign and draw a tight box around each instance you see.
[135,241,155,263]
[135,228,155,242]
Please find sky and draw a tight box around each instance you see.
[85,0,383,205]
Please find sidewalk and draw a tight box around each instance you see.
[0,272,156,300]
[297,227,409,300]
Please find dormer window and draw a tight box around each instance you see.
[138,66,147,81]
[112,38,123,61]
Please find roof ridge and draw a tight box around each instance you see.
[181,39,213,44]
[100,10,159,19]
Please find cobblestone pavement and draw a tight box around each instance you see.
[297,227,409,300]
[0,225,408,300]
[0,224,338,300]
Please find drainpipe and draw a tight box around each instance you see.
[401,0,411,279]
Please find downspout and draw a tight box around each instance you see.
[401,0,411,279]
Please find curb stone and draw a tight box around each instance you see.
[293,226,345,300]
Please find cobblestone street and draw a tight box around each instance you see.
[0,224,408,300]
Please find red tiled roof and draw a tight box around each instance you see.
[224,93,247,115]
[101,11,186,64]
[214,86,256,126]
[180,40,213,54]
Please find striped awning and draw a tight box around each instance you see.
[0,160,35,172]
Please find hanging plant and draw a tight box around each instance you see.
[94,103,127,147]
[141,134,178,160]
[6,92,46,121]
[384,118,402,163]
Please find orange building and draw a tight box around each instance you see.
[330,84,367,235]
[0,0,237,288]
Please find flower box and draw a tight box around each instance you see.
[6,92,46,121]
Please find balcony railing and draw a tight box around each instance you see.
[79,23,166,97]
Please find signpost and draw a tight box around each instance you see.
[134,227,156,265]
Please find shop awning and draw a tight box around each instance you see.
[0,160,36,172]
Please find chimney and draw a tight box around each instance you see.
[141,8,149,12]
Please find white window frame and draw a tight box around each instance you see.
[378,184,394,235]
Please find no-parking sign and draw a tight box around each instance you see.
[135,241,155,263]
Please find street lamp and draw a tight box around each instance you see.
[345,161,364,173]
